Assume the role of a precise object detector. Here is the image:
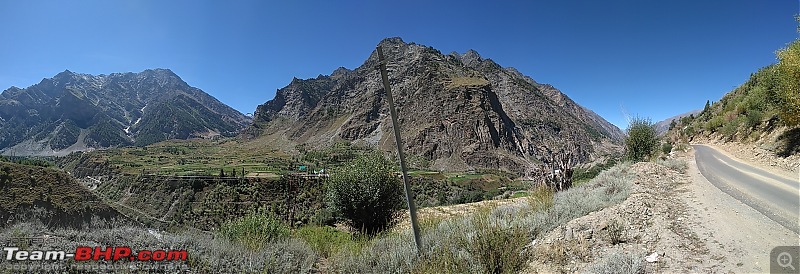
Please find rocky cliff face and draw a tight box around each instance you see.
[249,38,623,174]
[0,69,250,155]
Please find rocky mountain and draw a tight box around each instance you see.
[248,38,624,174]
[0,69,250,156]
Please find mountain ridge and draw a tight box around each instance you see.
[655,109,702,135]
[248,37,624,174]
[0,69,251,156]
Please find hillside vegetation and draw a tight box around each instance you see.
[0,161,120,228]
[668,38,800,157]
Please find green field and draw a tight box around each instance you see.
[85,138,294,176]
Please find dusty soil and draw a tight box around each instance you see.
[525,149,799,273]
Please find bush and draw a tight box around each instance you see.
[466,214,529,273]
[310,208,338,226]
[661,143,673,155]
[624,116,658,162]
[720,118,741,139]
[607,218,626,245]
[705,116,724,132]
[326,153,404,235]
[745,110,763,129]
[219,208,290,250]
[656,158,688,174]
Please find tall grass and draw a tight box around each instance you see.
[218,209,289,250]
[293,226,355,258]
[0,217,316,273]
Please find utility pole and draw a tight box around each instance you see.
[376,45,422,254]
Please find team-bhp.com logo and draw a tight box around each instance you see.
[4,246,187,262]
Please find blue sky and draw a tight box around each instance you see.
[1,0,797,129]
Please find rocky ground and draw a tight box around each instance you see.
[525,148,799,273]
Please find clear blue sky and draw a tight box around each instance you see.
[1,0,797,129]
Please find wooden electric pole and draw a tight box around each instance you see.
[376,45,422,254]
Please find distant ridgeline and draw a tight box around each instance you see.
[0,69,251,156]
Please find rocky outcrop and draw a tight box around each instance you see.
[249,38,624,174]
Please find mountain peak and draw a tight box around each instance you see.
[453,49,484,67]
[54,69,76,78]
[377,37,407,48]
[145,68,175,74]
[331,67,351,77]
[141,68,178,78]
[464,49,482,59]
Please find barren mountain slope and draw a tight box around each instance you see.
[248,38,623,174]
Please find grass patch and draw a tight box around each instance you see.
[59,138,294,176]
[527,185,554,212]
[572,158,619,185]
[219,209,289,250]
[0,220,316,273]
[293,226,358,258]
[465,212,530,273]
[510,191,529,198]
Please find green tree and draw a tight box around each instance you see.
[700,100,711,120]
[325,153,403,235]
[624,116,658,162]
[775,39,800,126]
